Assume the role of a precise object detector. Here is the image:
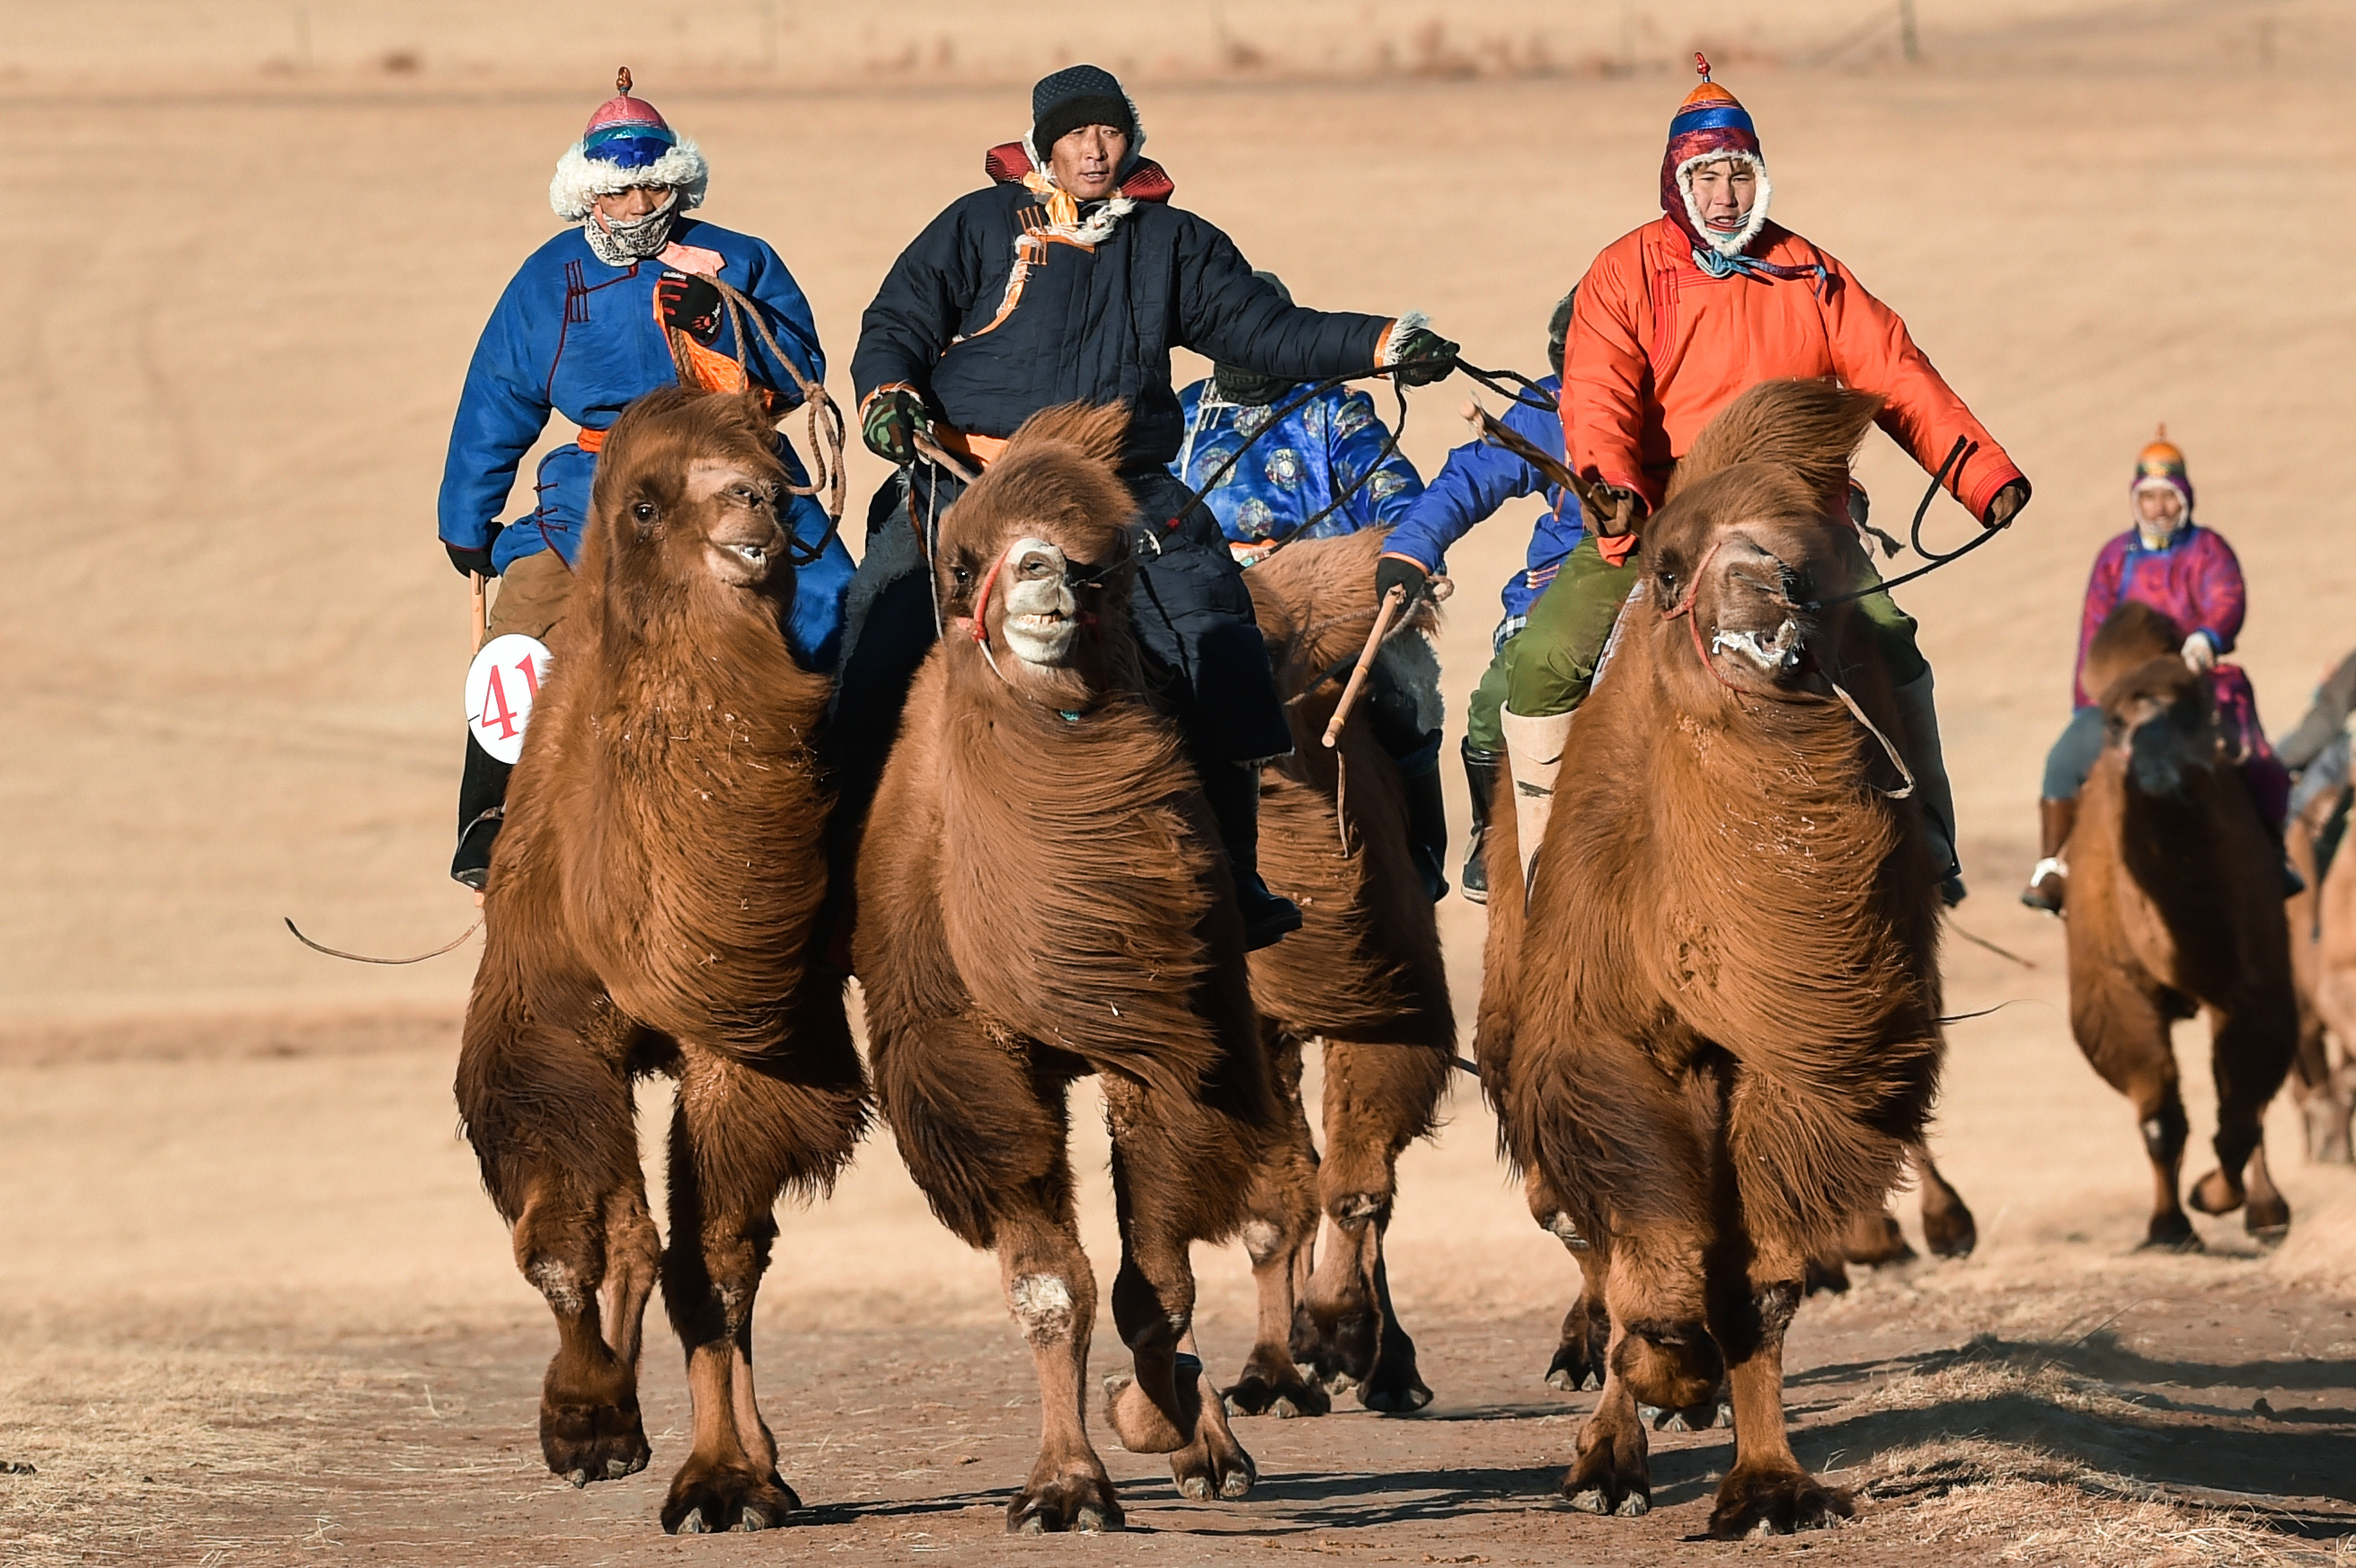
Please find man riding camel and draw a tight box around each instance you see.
[1492,58,2031,902]
[2021,430,2289,912]
[849,64,1457,947]
[1374,292,1583,902]
[437,72,852,890]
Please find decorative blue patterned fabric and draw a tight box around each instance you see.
[1169,380,1423,549]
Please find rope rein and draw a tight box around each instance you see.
[693,277,850,567]
[1806,434,1989,608]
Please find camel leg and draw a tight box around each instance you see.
[1221,1028,1331,1419]
[1561,1312,1652,1516]
[1528,1172,1606,1392]
[2071,976,2199,1250]
[2188,995,2298,1236]
[1913,1145,1979,1257]
[455,988,658,1490]
[1836,1207,1914,1268]
[658,1038,864,1535]
[1299,1039,1448,1413]
[1705,1272,1854,1538]
[997,1150,1124,1533]
[1100,1083,1257,1502]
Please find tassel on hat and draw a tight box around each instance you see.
[548,66,709,221]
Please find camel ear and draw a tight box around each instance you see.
[1007,401,1131,466]
[1670,380,1882,504]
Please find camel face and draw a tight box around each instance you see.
[1651,487,1845,697]
[993,536,1083,666]
[2101,661,2210,799]
[1693,532,1810,680]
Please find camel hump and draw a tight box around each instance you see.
[1006,401,1131,465]
[1667,379,1882,504]
[2084,599,2183,701]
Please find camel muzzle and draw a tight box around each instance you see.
[996,538,1083,666]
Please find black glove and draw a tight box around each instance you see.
[656,272,723,346]
[1982,477,2031,531]
[1389,326,1459,387]
[446,540,497,579]
[1374,554,1430,607]
[862,385,931,464]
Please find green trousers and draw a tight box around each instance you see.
[1465,534,1930,749]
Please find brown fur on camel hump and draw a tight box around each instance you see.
[456,385,868,1535]
[2081,598,2183,707]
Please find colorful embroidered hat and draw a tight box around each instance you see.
[2130,424,2194,514]
[548,67,708,221]
[1661,55,1771,258]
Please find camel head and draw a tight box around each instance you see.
[2090,602,2220,800]
[935,403,1138,707]
[1644,381,1886,700]
[583,387,799,623]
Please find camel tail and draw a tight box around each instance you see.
[1667,379,1883,505]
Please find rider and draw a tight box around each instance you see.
[1166,270,1445,898]
[437,71,852,890]
[1492,58,2031,900]
[2280,649,2356,833]
[2021,430,2268,913]
[851,65,1457,947]
[1374,292,1583,902]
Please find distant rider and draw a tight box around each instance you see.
[849,64,1457,947]
[436,72,851,890]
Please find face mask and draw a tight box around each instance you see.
[581,191,678,267]
[1213,364,1297,407]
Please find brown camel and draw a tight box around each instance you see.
[855,402,1274,1533]
[1218,529,1455,1419]
[2286,793,2356,1163]
[455,387,868,1534]
[2064,600,2296,1247]
[1480,379,1948,1536]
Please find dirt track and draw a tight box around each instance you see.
[5,1,2356,1563]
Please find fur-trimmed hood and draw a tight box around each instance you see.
[1672,148,1772,260]
[549,138,709,223]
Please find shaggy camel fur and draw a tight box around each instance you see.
[856,403,1275,1533]
[1218,530,1455,1419]
[2065,601,2296,1246]
[1481,379,1947,1537]
[455,388,868,1535]
[2286,799,2356,1164]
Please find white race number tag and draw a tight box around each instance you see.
[465,633,554,764]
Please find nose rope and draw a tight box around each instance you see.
[1663,538,1752,695]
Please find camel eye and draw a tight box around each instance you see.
[632,501,659,525]
[950,565,972,585]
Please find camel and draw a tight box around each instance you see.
[2286,793,2356,1164]
[855,402,1274,1533]
[454,387,868,1534]
[2063,600,2297,1247]
[1217,530,1455,1419]
[1480,379,1949,1537]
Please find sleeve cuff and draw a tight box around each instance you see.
[1376,312,1430,368]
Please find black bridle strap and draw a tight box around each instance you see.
[1807,435,1996,609]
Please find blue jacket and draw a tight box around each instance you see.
[1381,374,1584,625]
[1169,380,1423,547]
[853,152,1396,478]
[437,217,853,667]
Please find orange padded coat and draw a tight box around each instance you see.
[1562,216,2024,551]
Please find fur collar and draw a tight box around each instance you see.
[1674,150,1772,260]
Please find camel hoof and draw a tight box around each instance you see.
[2187,1168,2245,1217]
[1222,1360,1332,1420]
[1565,1484,1649,1518]
[1707,1468,1855,1539]
[2139,1211,2203,1253]
[1357,1352,1434,1414]
[2246,1194,2291,1245]
[1616,1493,1650,1518]
[2300,1095,2353,1165]
[1296,1304,1379,1394]
[539,1395,651,1488]
[1008,1471,1124,1534]
[660,1464,799,1536]
[565,1468,588,1489]
[1923,1208,1979,1260]
[1561,1414,1650,1519]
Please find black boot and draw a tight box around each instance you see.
[1460,740,1501,906]
[1383,730,1450,904]
[451,732,510,891]
[1200,758,1302,950]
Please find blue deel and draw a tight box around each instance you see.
[1169,380,1424,545]
[1380,373,1584,625]
[436,217,852,669]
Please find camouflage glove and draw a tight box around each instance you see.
[862,386,931,465]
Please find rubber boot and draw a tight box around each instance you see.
[1500,708,1573,899]
[1891,670,1967,907]
[451,732,510,892]
[2020,796,2075,916]
[1202,758,1303,950]
[1394,731,1449,904]
[1460,740,1502,906]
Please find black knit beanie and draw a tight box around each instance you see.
[1546,289,1577,379]
[1032,64,1135,155]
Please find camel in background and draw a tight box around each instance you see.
[1222,529,1455,1419]
[1482,381,1948,1537]
[456,388,868,1535]
[2287,793,2356,1164]
[856,403,1272,1533]
[2064,601,2296,1247]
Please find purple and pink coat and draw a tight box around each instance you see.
[2071,523,2245,709]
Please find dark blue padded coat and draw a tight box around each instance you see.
[853,147,1401,477]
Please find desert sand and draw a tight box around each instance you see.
[3,1,2354,1563]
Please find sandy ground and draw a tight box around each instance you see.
[5,0,2356,1562]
